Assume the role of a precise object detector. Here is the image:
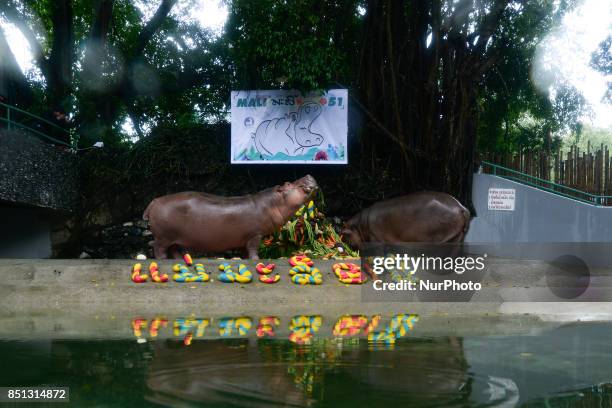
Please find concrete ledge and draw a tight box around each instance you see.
[2,259,612,339]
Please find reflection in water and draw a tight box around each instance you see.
[219,317,253,337]
[523,382,612,407]
[3,321,612,406]
[174,318,209,338]
[257,316,280,338]
[130,313,419,348]
[333,314,369,337]
[289,315,321,344]
[139,314,472,407]
[145,336,470,407]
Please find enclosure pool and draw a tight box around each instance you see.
[2,315,612,407]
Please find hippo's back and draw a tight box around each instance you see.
[366,191,470,243]
[143,191,261,251]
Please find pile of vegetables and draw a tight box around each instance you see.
[258,198,358,259]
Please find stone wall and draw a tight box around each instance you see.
[0,130,79,258]
[0,130,79,212]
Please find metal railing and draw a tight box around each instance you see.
[481,161,612,206]
[0,101,73,147]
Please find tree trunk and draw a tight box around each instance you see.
[359,0,507,212]
[47,0,74,111]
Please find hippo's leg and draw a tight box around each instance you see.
[168,245,184,259]
[152,240,170,259]
[245,235,262,260]
[449,230,465,243]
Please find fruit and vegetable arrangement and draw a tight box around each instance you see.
[258,198,358,259]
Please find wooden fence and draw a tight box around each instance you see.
[482,143,612,206]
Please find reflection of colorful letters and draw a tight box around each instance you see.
[365,315,382,335]
[257,316,280,337]
[132,318,148,337]
[367,314,419,346]
[332,315,368,337]
[289,315,322,344]
[389,313,418,336]
[219,317,252,337]
[149,318,168,337]
[174,318,211,346]
[130,313,419,347]
[174,318,210,338]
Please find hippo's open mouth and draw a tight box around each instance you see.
[297,175,318,195]
[302,185,316,195]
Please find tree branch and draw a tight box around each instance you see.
[442,0,474,33]
[127,109,145,139]
[90,0,114,41]
[47,0,74,107]
[134,0,177,57]
[83,0,114,77]
[473,0,509,54]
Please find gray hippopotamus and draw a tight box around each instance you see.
[341,192,471,248]
[253,102,324,156]
[144,175,318,259]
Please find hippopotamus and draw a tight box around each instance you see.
[341,192,471,248]
[253,103,324,156]
[143,175,318,259]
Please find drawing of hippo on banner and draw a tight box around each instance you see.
[252,102,324,156]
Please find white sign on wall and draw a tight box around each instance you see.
[230,89,348,164]
[488,188,516,211]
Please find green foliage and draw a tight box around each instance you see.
[591,35,611,103]
[3,0,600,210]
[79,123,228,210]
[562,125,612,152]
[477,0,587,156]
[226,0,362,91]
[1,0,233,147]
[258,198,358,259]
[3,0,593,159]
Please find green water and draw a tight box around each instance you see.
[2,318,612,407]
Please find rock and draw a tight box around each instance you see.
[142,230,152,236]
[134,220,148,229]
[51,228,71,246]
[123,222,134,227]
[136,254,147,260]
[86,204,114,227]
[79,251,91,259]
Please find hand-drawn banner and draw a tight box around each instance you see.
[231,89,348,164]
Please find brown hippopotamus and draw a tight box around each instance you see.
[143,175,318,259]
[341,191,471,248]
